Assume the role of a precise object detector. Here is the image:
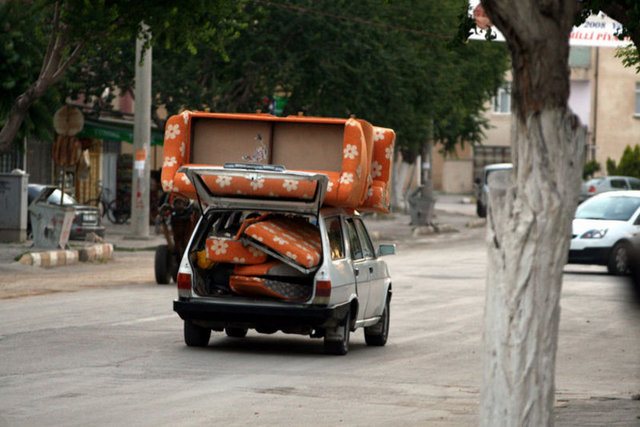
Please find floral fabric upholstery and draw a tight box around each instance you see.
[361,127,396,213]
[205,236,267,264]
[160,111,394,213]
[228,275,311,300]
[233,260,305,278]
[230,260,310,300]
[199,174,318,200]
[242,216,322,270]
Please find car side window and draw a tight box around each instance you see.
[610,179,627,189]
[345,219,363,260]
[630,179,640,190]
[325,216,345,260]
[353,218,375,259]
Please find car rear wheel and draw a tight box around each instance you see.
[608,242,630,276]
[324,309,350,355]
[225,327,248,338]
[184,320,211,347]
[365,297,390,346]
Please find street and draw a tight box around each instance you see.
[0,229,639,426]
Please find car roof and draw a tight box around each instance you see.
[484,163,512,171]
[591,190,640,198]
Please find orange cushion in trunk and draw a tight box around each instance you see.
[243,216,322,269]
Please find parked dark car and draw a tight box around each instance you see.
[27,184,105,241]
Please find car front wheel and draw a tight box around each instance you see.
[608,242,630,276]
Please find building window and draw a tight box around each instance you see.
[569,46,591,68]
[635,82,640,116]
[493,82,511,114]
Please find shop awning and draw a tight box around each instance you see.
[79,119,165,146]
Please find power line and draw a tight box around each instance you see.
[249,0,453,39]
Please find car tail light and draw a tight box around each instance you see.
[588,185,596,193]
[177,272,192,290]
[315,280,331,304]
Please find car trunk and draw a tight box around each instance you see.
[187,209,322,302]
[182,165,327,302]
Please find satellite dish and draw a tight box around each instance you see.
[53,106,84,136]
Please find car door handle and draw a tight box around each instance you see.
[369,267,374,273]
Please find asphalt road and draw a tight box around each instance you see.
[0,229,639,426]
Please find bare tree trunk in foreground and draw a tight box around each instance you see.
[479,1,587,425]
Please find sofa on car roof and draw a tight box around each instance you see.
[160,111,395,213]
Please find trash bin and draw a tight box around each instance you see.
[29,186,75,249]
[0,170,29,242]
[407,186,436,226]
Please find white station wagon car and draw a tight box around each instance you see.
[568,190,640,275]
[172,164,395,355]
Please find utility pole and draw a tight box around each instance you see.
[131,24,152,237]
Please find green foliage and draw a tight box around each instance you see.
[583,159,601,179]
[3,0,508,158]
[606,157,617,175]
[1,0,241,147]
[606,144,640,178]
[615,45,640,73]
[73,0,508,157]
[0,1,61,143]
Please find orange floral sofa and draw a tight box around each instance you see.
[199,214,321,299]
[229,260,311,300]
[160,112,394,213]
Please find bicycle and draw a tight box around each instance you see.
[86,182,111,219]
[106,191,131,224]
[87,183,131,224]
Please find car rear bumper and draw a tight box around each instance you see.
[69,225,105,240]
[174,299,350,330]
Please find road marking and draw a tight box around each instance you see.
[111,314,176,326]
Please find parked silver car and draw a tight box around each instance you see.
[580,176,640,203]
[27,184,105,241]
[568,190,640,275]
[172,164,395,355]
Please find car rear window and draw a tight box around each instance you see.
[576,195,640,221]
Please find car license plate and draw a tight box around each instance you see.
[84,214,97,223]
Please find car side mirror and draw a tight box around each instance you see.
[474,177,481,185]
[377,244,396,256]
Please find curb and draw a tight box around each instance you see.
[466,218,486,228]
[18,244,114,267]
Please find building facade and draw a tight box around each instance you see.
[433,46,640,194]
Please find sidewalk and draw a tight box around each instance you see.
[0,193,484,270]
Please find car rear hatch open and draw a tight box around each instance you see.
[179,163,329,217]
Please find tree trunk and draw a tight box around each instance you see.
[0,84,45,153]
[482,110,585,425]
[0,2,83,154]
[479,1,587,425]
